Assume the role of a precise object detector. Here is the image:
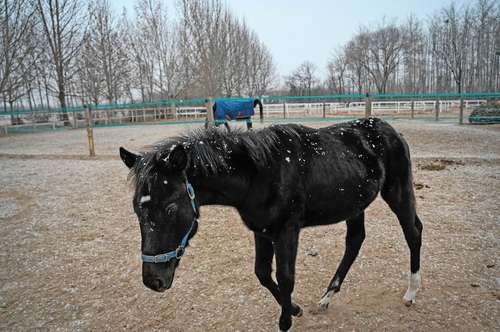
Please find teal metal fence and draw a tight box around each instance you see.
[1,92,499,135]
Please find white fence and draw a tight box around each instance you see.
[261,99,486,117]
[0,99,489,135]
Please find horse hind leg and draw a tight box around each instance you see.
[382,181,423,306]
[319,212,366,311]
[403,214,423,305]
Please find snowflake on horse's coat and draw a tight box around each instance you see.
[120,117,423,332]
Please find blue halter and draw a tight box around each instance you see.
[141,179,198,264]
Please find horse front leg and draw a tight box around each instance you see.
[273,223,300,332]
[319,212,365,310]
[254,233,302,317]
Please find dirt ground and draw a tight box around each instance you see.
[0,119,499,331]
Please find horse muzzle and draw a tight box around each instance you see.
[142,260,176,292]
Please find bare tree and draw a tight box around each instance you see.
[0,0,37,113]
[401,14,427,93]
[344,39,368,94]
[357,22,405,94]
[470,0,500,91]
[77,32,102,105]
[245,33,277,96]
[36,0,85,120]
[285,61,319,96]
[178,0,227,97]
[218,16,277,97]
[80,0,129,104]
[326,47,348,94]
[429,3,474,93]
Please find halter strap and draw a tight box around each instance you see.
[141,179,198,264]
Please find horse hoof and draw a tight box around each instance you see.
[318,302,329,311]
[291,304,303,317]
[279,322,293,332]
[404,298,415,307]
[403,289,417,306]
[318,290,334,311]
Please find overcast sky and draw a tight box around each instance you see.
[111,0,470,80]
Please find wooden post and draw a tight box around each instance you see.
[283,101,287,119]
[365,93,372,117]
[322,102,326,118]
[205,97,214,127]
[85,105,95,157]
[459,97,464,125]
[411,100,415,119]
[435,99,440,121]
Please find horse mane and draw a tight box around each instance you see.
[129,125,303,188]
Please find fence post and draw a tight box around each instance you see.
[365,93,372,117]
[411,100,415,119]
[322,102,326,118]
[205,97,214,127]
[459,97,464,125]
[435,99,440,121]
[85,105,96,157]
[283,101,287,119]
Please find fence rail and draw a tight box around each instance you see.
[1,92,499,135]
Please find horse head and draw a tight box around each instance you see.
[119,145,198,292]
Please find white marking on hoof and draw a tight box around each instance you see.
[403,270,421,305]
[318,290,334,311]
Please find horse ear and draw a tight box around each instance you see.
[119,147,139,169]
[160,145,187,172]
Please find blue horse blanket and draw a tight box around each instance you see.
[214,99,254,121]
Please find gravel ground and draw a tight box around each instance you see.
[0,118,499,331]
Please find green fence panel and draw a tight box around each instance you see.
[4,91,500,115]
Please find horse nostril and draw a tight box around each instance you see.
[144,277,165,291]
[153,278,163,290]
[155,278,169,291]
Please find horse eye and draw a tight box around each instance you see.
[165,203,178,217]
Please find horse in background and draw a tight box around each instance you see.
[207,98,263,131]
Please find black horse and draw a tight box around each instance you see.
[119,117,423,331]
